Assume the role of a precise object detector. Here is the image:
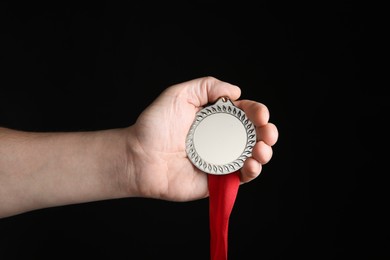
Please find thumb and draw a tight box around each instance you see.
[182,76,242,107]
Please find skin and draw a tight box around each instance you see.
[0,76,278,218]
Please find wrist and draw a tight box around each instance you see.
[122,125,145,198]
[94,128,132,199]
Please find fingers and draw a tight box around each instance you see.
[240,141,274,183]
[251,141,273,165]
[180,76,241,107]
[235,101,279,184]
[240,158,262,183]
[257,123,279,146]
[234,99,269,126]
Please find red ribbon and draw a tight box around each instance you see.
[208,171,240,260]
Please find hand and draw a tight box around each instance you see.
[125,76,279,202]
[0,76,278,218]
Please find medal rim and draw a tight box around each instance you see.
[185,97,256,175]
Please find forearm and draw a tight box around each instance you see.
[0,127,129,218]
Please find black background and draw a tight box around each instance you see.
[1,2,388,260]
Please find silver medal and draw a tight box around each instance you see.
[186,97,256,175]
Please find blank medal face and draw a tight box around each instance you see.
[186,97,256,175]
